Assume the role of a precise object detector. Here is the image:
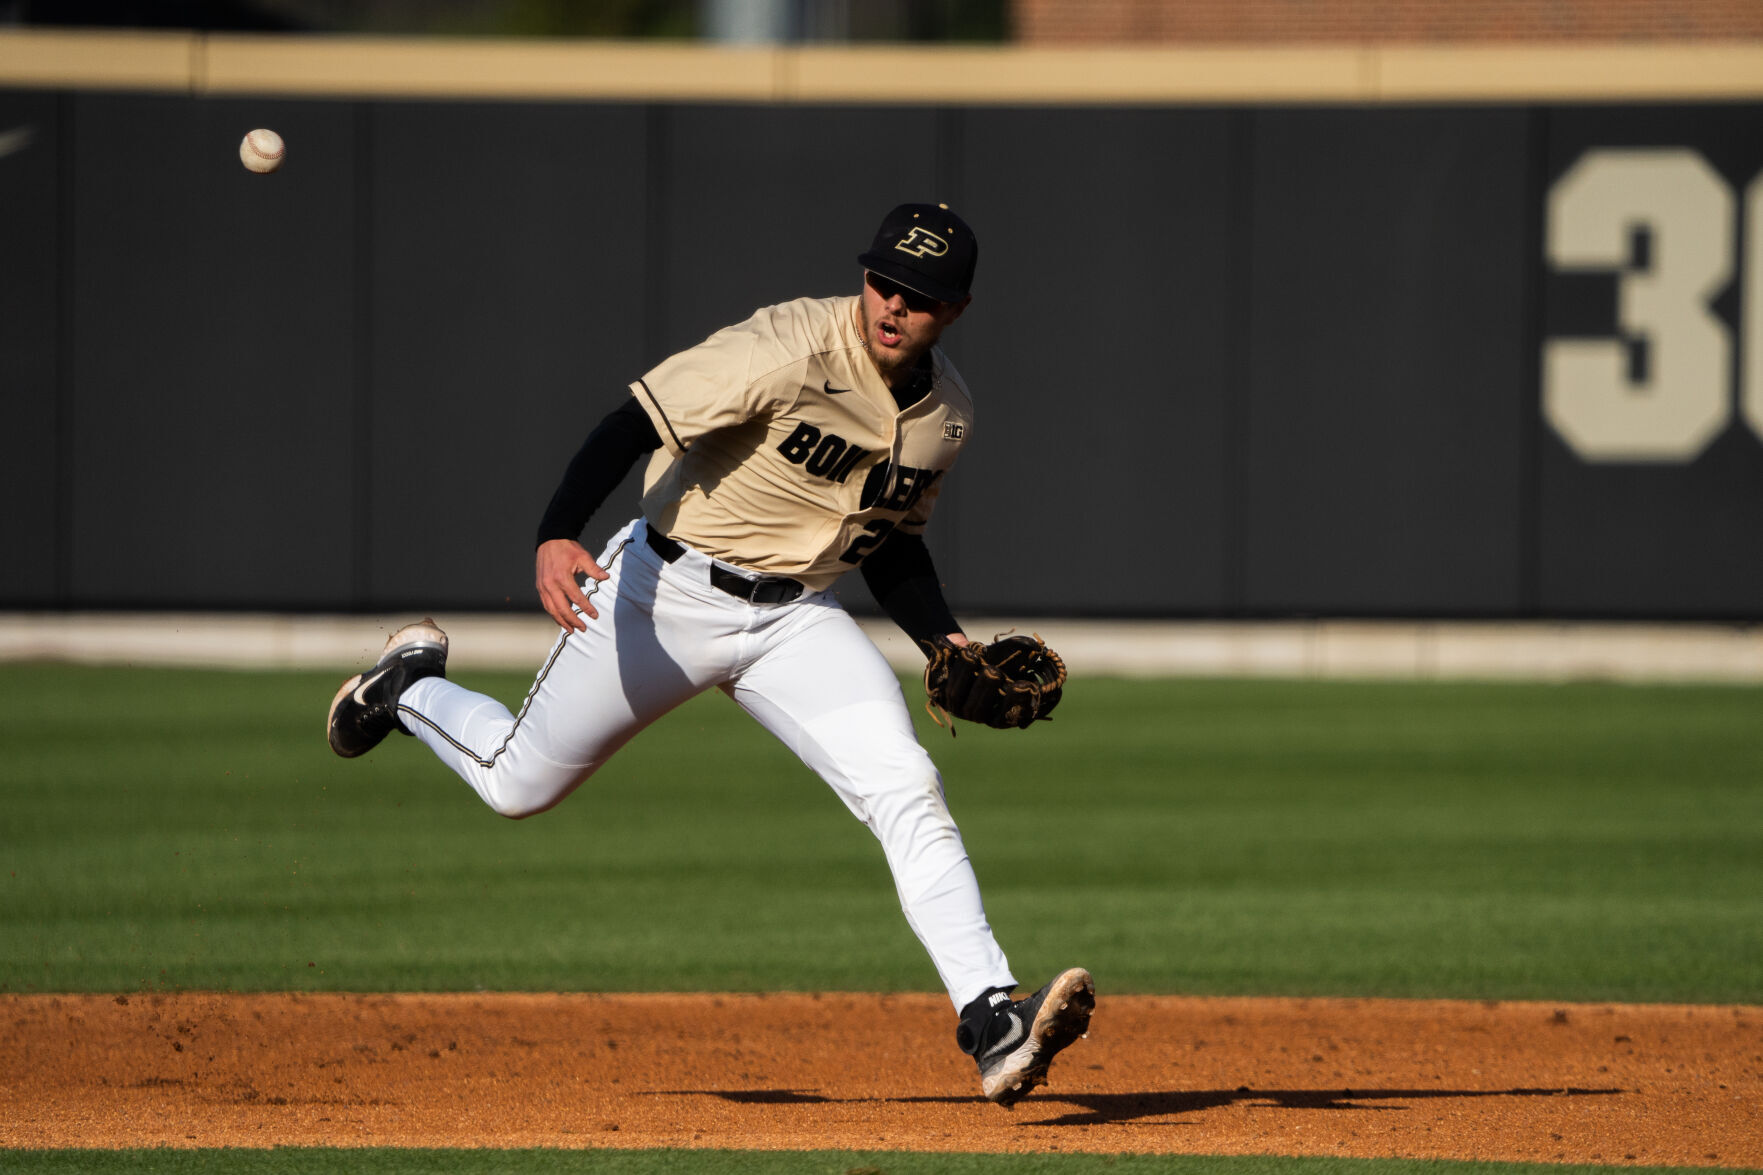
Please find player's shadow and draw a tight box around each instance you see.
[918,1085,1626,1127]
[674,1085,1624,1127]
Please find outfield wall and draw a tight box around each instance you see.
[3,33,1761,619]
[8,613,1763,682]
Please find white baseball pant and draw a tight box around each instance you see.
[397,517,1017,1011]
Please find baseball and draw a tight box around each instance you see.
[239,128,285,174]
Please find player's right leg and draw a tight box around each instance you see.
[326,618,450,758]
[328,519,721,818]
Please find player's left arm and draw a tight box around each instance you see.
[859,530,967,653]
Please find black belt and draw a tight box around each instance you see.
[643,525,806,605]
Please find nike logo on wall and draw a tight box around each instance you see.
[0,125,36,160]
[823,380,851,394]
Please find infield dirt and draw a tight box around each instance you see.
[3,993,1759,1166]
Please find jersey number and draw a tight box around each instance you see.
[839,519,895,564]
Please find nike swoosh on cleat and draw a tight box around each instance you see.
[980,1011,1025,1062]
[351,665,393,705]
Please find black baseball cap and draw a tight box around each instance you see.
[857,203,978,304]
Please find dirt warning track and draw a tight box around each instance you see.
[2,992,1758,1166]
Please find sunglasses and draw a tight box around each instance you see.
[865,271,945,314]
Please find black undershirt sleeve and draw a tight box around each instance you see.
[859,530,961,654]
[859,359,959,653]
[535,396,664,546]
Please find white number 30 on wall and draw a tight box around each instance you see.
[1544,148,1762,462]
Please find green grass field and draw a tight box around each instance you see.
[3,664,1760,1174]
[4,666,1759,1002]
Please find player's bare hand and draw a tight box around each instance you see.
[535,539,609,630]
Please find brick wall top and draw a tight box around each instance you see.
[1015,0,1763,43]
[3,28,1759,102]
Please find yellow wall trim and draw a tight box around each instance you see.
[2,28,1761,103]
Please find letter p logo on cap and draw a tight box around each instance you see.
[894,227,949,259]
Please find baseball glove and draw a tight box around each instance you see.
[923,633,1066,733]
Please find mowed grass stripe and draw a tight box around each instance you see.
[2,667,1759,1002]
[1,1149,1756,1175]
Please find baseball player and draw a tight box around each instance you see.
[326,203,1093,1106]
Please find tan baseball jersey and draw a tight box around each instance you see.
[630,295,973,592]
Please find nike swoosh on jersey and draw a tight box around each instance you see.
[823,380,851,394]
